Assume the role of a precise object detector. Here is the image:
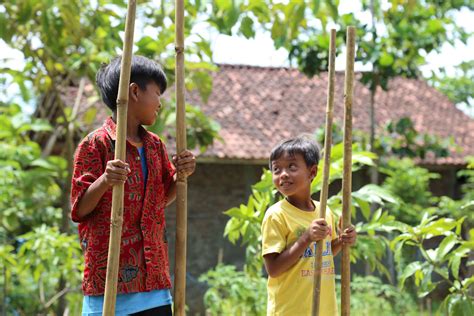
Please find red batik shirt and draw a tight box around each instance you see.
[70,117,175,296]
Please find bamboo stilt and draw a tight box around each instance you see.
[312,28,337,316]
[341,26,356,316]
[173,0,187,315]
[102,1,136,314]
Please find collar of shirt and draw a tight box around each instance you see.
[103,116,153,144]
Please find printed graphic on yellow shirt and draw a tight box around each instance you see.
[299,227,335,279]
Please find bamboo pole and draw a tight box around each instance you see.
[102,1,136,314]
[312,28,337,316]
[173,0,188,315]
[341,26,356,316]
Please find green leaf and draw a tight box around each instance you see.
[399,261,423,289]
[239,16,255,38]
[354,196,371,220]
[451,255,461,279]
[448,294,474,316]
[224,207,246,219]
[436,234,458,261]
[379,52,394,66]
[420,217,458,237]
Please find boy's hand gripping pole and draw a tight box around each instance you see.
[103,0,136,315]
[174,0,188,315]
[312,29,336,316]
[341,26,356,316]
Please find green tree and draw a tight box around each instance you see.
[205,0,355,75]
[429,60,474,114]
[0,103,82,314]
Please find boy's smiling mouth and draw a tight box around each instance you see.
[280,181,293,187]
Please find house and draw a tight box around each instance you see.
[66,64,474,312]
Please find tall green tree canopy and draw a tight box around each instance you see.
[429,60,474,111]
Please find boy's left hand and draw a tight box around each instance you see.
[338,219,357,246]
[173,150,196,178]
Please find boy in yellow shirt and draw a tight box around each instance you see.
[262,135,357,316]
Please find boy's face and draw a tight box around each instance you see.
[130,81,162,126]
[271,152,316,199]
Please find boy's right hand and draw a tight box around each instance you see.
[305,219,330,242]
[102,159,131,186]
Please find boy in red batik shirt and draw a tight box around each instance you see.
[71,55,195,316]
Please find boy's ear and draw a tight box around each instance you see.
[129,83,139,102]
[310,164,317,180]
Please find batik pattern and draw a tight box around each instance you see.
[71,117,175,295]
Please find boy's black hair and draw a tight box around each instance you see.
[269,134,320,169]
[96,55,167,111]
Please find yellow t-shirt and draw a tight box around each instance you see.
[261,199,337,316]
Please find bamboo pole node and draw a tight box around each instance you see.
[111,219,122,227]
[175,46,185,54]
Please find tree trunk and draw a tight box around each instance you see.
[366,82,379,277]
[56,78,85,315]
[369,84,379,185]
[56,123,74,315]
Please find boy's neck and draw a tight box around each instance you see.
[286,196,315,212]
[112,113,142,143]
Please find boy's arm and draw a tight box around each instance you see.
[165,174,177,206]
[331,224,357,256]
[75,174,110,219]
[263,218,329,278]
[75,159,130,219]
[331,238,343,256]
[263,232,312,278]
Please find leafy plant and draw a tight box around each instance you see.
[391,213,473,315]
[455,156,474,226]
[148,100,222,153]
[1,225,83,315]
[377,117,454,160]
[0,104,65,236]
[429,60,474,110]
[381,158,440,225]
[336,274,419,316]
[199,264,267,316]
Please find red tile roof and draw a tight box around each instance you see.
[70,64,472,166]
[186,64,473,166]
